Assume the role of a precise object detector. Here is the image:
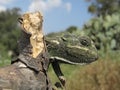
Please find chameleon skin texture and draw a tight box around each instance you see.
[45,33,98,88]
[46,34,98,64]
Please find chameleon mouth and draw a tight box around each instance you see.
[50,56,98,65]
[50,56,88,65]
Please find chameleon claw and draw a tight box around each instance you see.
[59,76,66,86]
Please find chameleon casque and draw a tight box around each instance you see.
[45,33,98,87]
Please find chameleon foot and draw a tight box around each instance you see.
[59,76,66,86]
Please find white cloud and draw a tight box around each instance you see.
[65,2,72,12]
[0,0,14,12]
[29,0,72,13]
[29,0,48,13]
[0,5,6,11]
[48,0,62,8]
[0,0,13,4]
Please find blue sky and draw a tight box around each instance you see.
[0,0,92,34]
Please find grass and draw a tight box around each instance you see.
[0,57,11,66]
[48,64,78,85]
[66,59,120,90]
[65,52,120,90]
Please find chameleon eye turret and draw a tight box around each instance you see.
[80,37,91,46]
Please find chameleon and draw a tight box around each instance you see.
[45,33,98,87]
[17,12,98,89]
[0,11,98,90]
[17,11,98,89]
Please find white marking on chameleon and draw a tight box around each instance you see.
[50,56,87,65]
[51,40,60,45]
[67,45,89,51]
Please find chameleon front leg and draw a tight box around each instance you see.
[51,59,66,87]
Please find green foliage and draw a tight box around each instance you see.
[0,8,21,65]
[86,0,120,16]
[82,12,120,52]
[66,26,77,33]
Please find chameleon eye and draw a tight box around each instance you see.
[81,39,90,46]
[81,40,88,46]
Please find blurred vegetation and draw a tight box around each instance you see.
[66,55,120,90]
[86,0,120,16]
[83,11,120,52]
[0,8,21,65]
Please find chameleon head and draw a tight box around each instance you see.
[18,12,43,34]
[64,35,98,64]
[47,34,98,64]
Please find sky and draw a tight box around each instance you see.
[0,0,92,34]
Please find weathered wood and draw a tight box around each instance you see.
[0,12,52,90]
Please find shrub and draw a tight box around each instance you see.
[66,59,120,90]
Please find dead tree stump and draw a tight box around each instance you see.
[0,12,52,90]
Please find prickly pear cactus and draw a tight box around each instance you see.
[82,12,120,52]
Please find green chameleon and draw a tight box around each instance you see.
[45,33,98,87]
